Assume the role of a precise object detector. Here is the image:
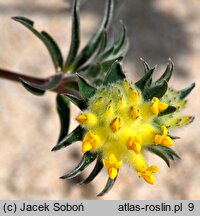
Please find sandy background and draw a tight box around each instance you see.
[0,0,200,199]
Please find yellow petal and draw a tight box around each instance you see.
[158,102,168,112]
[108,167,118,179]
[127,136,142,154]
[110,117,121,133]
[83,131,100,150]
[127,136,135,148]
[151,97,169,115]
[130,106,140,119]
[76,114,87,123]
[151,102,159,116]
[155,134,164,145]
[127,134,142,154]
[103,160,112,169]
[143,174,155,184]
[113,160,123,169]
[76,113,98,127]
[82,142,92,153]
[134,142,142,154]
[162,136,173,147]
[149,165,159,173]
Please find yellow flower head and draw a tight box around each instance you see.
[55,60,194,196]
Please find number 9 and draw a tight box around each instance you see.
[188,203,194,211]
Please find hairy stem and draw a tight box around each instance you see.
[0,68,49,84]
[0,68,80,98]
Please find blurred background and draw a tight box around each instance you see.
[0,0,200,199]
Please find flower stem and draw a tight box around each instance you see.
[0,68,81,98]
[0,68,49,84]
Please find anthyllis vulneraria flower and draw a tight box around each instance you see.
[52,59,195,196]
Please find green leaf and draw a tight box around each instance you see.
[20,79,45,96]
[20,73,62,91]
[143,80,168,100]
[101,57,123,73]
[52,125,86,151]
[12,16,63,71]
[96,30,108,56]
[158,106,176,116]
[78,75,96,100]
[79,156,103,185]
[98,24,129,62]
[64,0,80,71]
[103,60,125,85]
[97,176,117,196]
[79,64,102,85]
[60,151,97,179]
[70,0,114,72]
[156,61,173,83]
[98,46,114,62]
[38,73,62,89]
[140,58,151,74]
[113,24,127,55]
[161,145,181,159]
[64,94,87,110]
[179,83,195,100]
[145,145,181,167]
[135,67,155,90]
[79,58,122,86]
[56,95,70,142]
[147,146,170,167]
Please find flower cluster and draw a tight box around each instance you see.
[2,0,195,197]
[53,60,194,196]
[76,79,170,184]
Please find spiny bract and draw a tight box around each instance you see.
[53,60,195,196]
